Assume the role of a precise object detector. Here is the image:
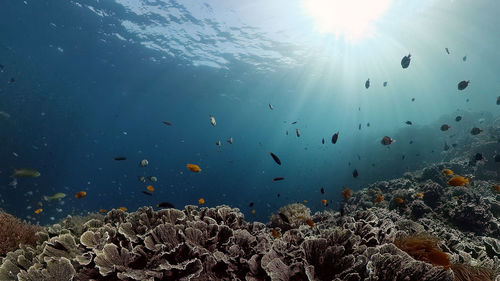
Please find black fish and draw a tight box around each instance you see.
[405,121,412,125]
[0,64,4,71]
[455,116,462,122]
[331,132,339,144]
[497,96,500,105]
[157,202,175,208]
[445,47,450,54]
[475,153,483,161]
[463,56,467,62]
[142,191,153,196]
[367,122,370,127]
[458,80,470,90]
[411,98,415,102]
[381,136,394,145]
[269,152,281,165]
[322,138,325,144]
[273,177,285,181]
[470,127,482,135]
[452,143,457,148]
[114,156,127,161]
[291,121,297,124]
[383,81,388,87]
[494,154,500,162]
[365,78,370,89]
[352,169,358,178]
[9,78,15,83]
[440,124,450,131]
[277,193,280,198]
[401,54,411,69]
[402,155,405,160]
[286,130,288,135]
[358,123,361,130]
[320,187,325,194]
[409,140,414,144]
[466,98,470,102]
[249,202,254,207]
[162,121,172,126]
[278,213,290,224]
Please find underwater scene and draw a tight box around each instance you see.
[0,0,499,280]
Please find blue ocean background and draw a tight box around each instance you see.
[0,0,499,225]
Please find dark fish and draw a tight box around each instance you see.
[411,98,415,102]
[365,78,370,89]
[142,191,153,196]
[249,202,254,207]
[320,187,325,194]
[470,127,482,135]
[383,81,388,87]
[0,64,4,71]
[381,136,394,145]
[278,213,290,224]
[114,156,127,161]
[455,116,462,122]
[475,153,483,161]
[291,121,297,124]
[277,193,280,198]
[157,202,175,208]
[162,121,172,126]
[331,132,339,144]
[402,155,405,160]
[458,80,470,90]
[286,130,288,135]
[409,140,414,144]
[405,121,412,125]
[9,78,15,83]
[296,128,300,137]
[466,98,470,102]
[452,143,457,148]
[357,154,361,160]
[367,122,370,127]
[445,48,450,54]
[440,124,450,131]
[496,96,500,105]
[401,54,411,69]
[352,169,358,178]
[322,138,325,144]
[269,152,281,165]
[273,177,285,181]
[494,154,500,162]
[443,142,450,151]
[358,123,361,130]
[462,56,467,62]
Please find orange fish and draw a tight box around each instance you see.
[416,193,424,199]
[448,176,469,186]
[119,207,127,212]
[375,194,384,203]
[303,200,308,203]
[252,209,256,214]
[493,185,500,193]
[34,208,43,214]
[146,185,155,192]
[75,191,87,199]
[99,209,106,214]
[395,197,404,204]
[321,199,327,206]
[186,163,201,173]
[342,188,352,199]
[305,219,314,228]
[271,229,281,238]
[442,169,454,175]
[198,198,205,205]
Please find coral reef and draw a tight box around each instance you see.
[0,211,40,256]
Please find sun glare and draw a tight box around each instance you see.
[303,0,392,40]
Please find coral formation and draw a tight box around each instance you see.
[0,211,40,256]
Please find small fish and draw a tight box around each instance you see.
[405,121,412,125]
[462,55,467,62]
[209,115,216,126]
[11,169,41,178]
[331,132,339,144]
[470,127,482,135]
[249,202,254,207]
[216,140,222,147]
[395,197,404,204]
[411,98,415,102]
[186,163,202,173]
[455,116,462,122]
[269,152,281,165]
[8,178,18,188]
[114,156,127,161]
[119,207,128,212]
[162,121,172,126]
[493,185,500,193]
[271,229,281,238]
[9,78,15,83]
[448,176,469,186]
[277,193,280,198]
[227,137,233,144]
[457,80,470,90]
[342,188,352,199]
[291,121,297,124]
[440,124,450,131]
[99,209,107,213]
[139,159,149,167]
[142,191,153,196]
[474,153,483,161]
[381,136,395,145]
[269,103,274,110]
[322,138,325,144]
[367,122,370,127]
[402,155,406,160]
[296,128,300,137]
[497,96,500,105]
[146,185,155,192]
[365,78,370,89]
[286,130,288,135]
[34,208,43,214]
[149,176,158,182]
[445,47,450,54]
[157,202,175,209]
[375,194,384,203]
[44,193,66,201]
[401,53,411,69]
[321,199,327,206]
[138,176,146,183]
[409,140,414,144]
[273,177,285,181]
[278,213,290,224]
[352,169,358,178]
[75,191,87,199]
[198,198,205,205]
[416,193,424,199]
[320,187,325,194]
[358,123,361,130]
[252,209,256,214]
[0,111,10,119]
[383,81,388,87]
[304,219,314,228]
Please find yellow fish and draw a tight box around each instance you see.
[12,169,41,178]
[186,164,201,173]
[44,193,66,201]
[34,208,43,214]
[119,207,127,212]
[442,169,454,175]
[198,198,205,205]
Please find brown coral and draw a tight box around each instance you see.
[451,264,494,281]
[394,233,451,269]
[0,211,40,256]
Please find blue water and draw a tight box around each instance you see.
[0,0,499,224]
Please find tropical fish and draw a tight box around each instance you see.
[291,121,297,124]
[296,128,300,137]
[448,176,469,186]
[342,188,352,199]
[493,185,500,193]
[322,138,325,144]
[365,78,370,89]
[457,80,470,90]
[352,169,358,178]
[383,81,388,87]
[114,156,127,161]
[470,127,482,135]
[375,194,384,203]
[249,202,254,207]
[442,169,453,175]
[157,202,175,209]
[411,98,415,102]
[269,103,273,110]
[405,121,412,125]
[331,132,339,144]
[305,219,314,228]
[497,96,500,105]
[227,137,233,144]
[119,207,128,212]
[455,116,462,122]
[463,55,467,62]
[445,47,450,54]
[273,177,285,181]
[197,198,205,205]
[269,152,281,165]
[162,121,172,126]
[34,208,43,214]
[99,209,107,213]
[395,197,404,204]
[381,136,395,145]
[440,124,450,131]
[278,213,290,224]
[186,163,201,172]
[321,199,327,206]
[138,176,146,183]
[416,193,424,199]
[320,187,325,194]
[146,185,155,192]
[216,140,222,147]
[271,229,281,238]
[401,54,411,69]
[75,191,87,199]
[252,209,256,214]
[209,115,216,126]
[11,169,41,178]
[142,191,153,196]
[139,159,149,167]
[44,192,66,201]
[149,176,158,182]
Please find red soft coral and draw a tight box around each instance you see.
[394,233,451,269]
[0,211,40,256]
